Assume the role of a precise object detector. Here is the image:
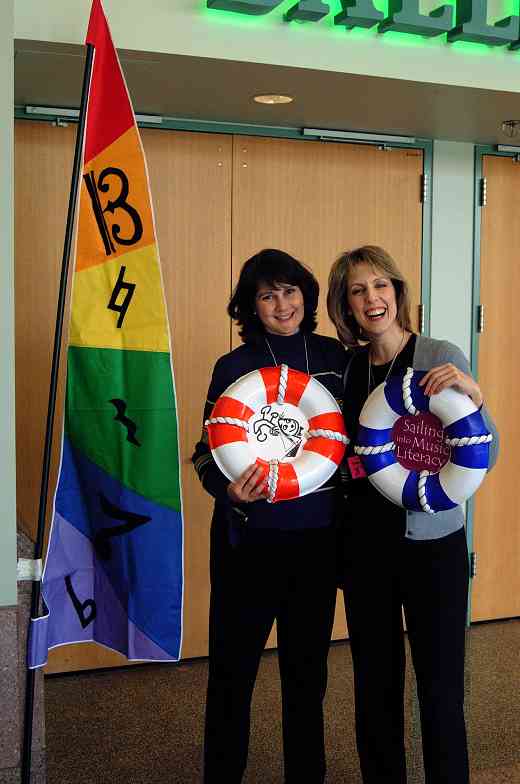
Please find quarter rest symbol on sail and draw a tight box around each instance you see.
[109,398,141,445]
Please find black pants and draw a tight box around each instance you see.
[204,520,337,784]
[341,520,470,784]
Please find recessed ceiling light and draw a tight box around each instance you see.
[253,94,294,105]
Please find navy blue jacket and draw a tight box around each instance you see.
[192,331,347,535]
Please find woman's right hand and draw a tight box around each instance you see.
[227,464,268,504]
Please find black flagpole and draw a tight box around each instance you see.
[21,42,95,784]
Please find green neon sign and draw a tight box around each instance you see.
[335,0,383,29]
[206,0,279,12]
[285,0,330,21]
[448,0,519,44]
[379,0,453,36]
[207,0,520,45]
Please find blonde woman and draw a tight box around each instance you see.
[327,245,498,784]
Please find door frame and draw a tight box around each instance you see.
[467,144,518,621]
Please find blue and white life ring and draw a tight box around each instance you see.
[354,367,493,514]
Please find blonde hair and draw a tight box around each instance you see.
[327,245,413,348]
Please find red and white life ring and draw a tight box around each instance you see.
[205,364,349,503]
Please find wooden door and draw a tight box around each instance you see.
[15,120,75,550]
[231,135,424,640]
[14,122,232,671]
[471,154,520,621]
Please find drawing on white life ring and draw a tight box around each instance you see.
[252,404,304,458]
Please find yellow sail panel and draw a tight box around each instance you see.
[77,125,155,273]
[70,243,169,352]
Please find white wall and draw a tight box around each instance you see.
[1,0,17,607]
[14,0,520,93]
[430,141,474,359]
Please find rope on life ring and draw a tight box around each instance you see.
[354,367,493,514]
[354,442,395,456]
[267,460,279,504]
[277,364,288,405]
[445,434,493,447]
[418,471,434,514]
[402,367,418,415]
[206,364,349,504]
[306,428,348,443]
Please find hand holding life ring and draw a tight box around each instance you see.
[227,464,267,504]
[419,363,483,408]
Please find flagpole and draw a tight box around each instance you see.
[21,42,95,784]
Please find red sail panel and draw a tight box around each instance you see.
[84,0,134,163]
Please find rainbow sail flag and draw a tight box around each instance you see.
[28,0,183,667]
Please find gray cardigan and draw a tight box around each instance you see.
[346,334,499,541]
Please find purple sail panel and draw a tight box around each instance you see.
[28,512,175,669]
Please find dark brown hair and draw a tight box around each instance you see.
[228,248,319,344]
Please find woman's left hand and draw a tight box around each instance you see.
[419,363,483,408]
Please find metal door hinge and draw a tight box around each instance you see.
[418,303,425,333]
[479,177,487,207]
[470,551,477,578]
[477,304,485,333]
[421,174,429,203]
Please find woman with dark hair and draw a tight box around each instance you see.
[228,247,320,343]
[192,248,347,784]
[327,245,499,784]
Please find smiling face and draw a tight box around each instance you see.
[278,417,300,437]
[346,263,400,340]
[255,282,305,336]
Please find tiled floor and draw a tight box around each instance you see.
[472,764,520,784]
[44,619,520,783]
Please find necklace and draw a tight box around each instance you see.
[367,330,405,397]
[265,333,310,375]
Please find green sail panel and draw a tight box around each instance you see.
[65,345,181,512]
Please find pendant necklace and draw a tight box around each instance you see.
[265,333,310,376]
[367,330,405,397]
